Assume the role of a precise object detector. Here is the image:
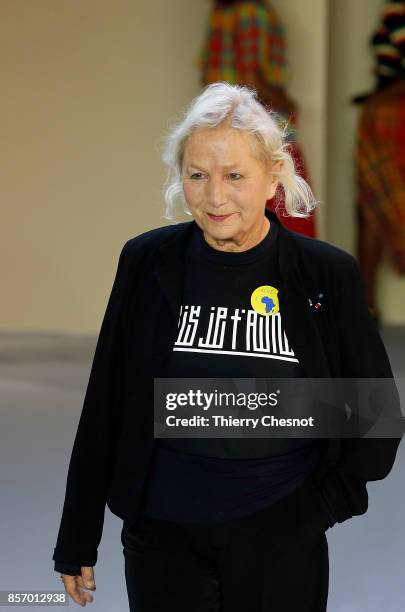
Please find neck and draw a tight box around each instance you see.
[203,216,270,253]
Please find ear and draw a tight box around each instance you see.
[266,160,283,200]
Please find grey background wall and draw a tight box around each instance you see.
[1,0,403,333]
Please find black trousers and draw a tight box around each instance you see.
[121,473,330,612]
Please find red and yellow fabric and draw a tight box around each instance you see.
[355,83,405,274]
[197,1,288,89]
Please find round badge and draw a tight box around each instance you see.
[250,285,279,316]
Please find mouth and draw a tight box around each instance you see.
[206,212,234,222]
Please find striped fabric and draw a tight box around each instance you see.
[196,0,296,142]
[355,83,405,274]
[196,1,288,92]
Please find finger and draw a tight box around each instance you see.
[84,579,96,590]
[71,588,93,606]
[66,585,88,607]
[77,576,94,601]
[76,575,84,588]
[76,579,94,602]
[77,587,94,604]
[78,576,96,591]
[80,567,96,590]
[76,576,95,591]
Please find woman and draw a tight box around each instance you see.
[53,82,401,610]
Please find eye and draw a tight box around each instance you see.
[189,172,243,180]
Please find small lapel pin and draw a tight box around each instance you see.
[309,292,324,310]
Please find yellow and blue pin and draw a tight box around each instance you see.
[250,285,279,316]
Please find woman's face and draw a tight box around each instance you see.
[181,125,279,250]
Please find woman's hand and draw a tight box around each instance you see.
[60,567,95,607]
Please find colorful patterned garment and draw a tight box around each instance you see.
[196,0,317,237]
[371,0,405,85]
[355,81,405,275]
[197,0,288,92]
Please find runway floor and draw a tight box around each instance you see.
[0,327,404,611]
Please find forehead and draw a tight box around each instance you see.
[184,127,257,163]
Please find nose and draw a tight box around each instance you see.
[207,178,228,209]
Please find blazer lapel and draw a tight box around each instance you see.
[150,222,192,323]
[151,208,331,377]
[275,214,331,377]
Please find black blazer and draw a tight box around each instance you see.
[52,208,402,569]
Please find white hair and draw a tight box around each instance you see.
[159,81,319,221]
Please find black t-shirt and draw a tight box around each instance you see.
[139,219,330,523]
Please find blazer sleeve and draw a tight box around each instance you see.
[54,562,82,576]
[52,239,133,568]
[318,255,403,524]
